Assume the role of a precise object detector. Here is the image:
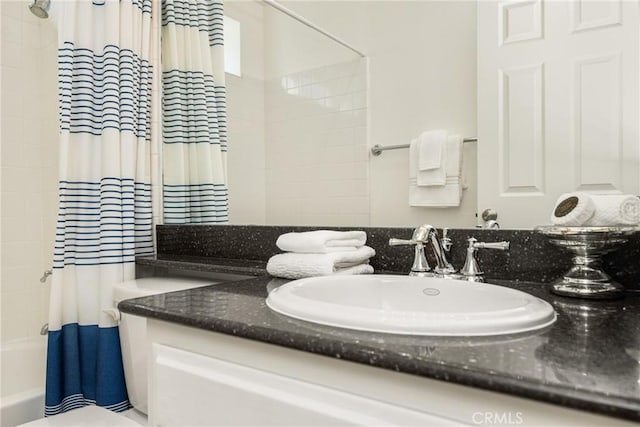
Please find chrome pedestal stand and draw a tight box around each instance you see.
[535,226,639,299]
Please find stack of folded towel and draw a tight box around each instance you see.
[409,130,466,207]
[550,192,640,226]
[266,230,376,280]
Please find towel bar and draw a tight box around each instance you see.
[371,137,478,156]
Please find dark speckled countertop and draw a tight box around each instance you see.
[136,255,266,276]
[119,273,640,422]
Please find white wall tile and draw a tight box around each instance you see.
[1,3,59,344]
[1,13,22,45]
[264,58,370,225]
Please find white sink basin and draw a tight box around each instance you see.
[266,275,556,336]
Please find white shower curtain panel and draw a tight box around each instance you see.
[46,0,154,416]
[162,0,229,224]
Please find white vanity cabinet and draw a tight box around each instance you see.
[147,320,635,427]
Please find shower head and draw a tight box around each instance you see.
[29,0,50,19]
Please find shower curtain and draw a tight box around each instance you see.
[162,0,229,224]
[45,0,154,416]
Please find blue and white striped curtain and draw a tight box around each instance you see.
[162,0,229,224]
[45,0,154,416]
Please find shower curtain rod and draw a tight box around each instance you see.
[260,0,366,58]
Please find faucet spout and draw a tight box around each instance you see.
[423,225,457,275]
[389,224,457,277]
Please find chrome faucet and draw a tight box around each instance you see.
[460,237,510,282]
[389,225,457,277]
[389,224,432,276]
[428,227,457,275]
[391,226,511,281]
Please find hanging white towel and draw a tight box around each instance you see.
[276,230,367,253]
[418,130,446,169]
[444,134,463,179]
[415,131,448,186]
[266,246,376,279]
[409,135,464,207]
[409,178,463,207]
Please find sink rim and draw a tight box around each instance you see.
[266,275,557,337]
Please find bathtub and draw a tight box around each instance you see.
[1,336,47,426]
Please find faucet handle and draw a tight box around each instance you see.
[473,241,510,251]
[388,236,432,276]
[461,237,510,279]
[389,238,416,246]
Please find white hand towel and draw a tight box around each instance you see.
[266,246,376,279]
[444,135,463,178]
[409,134,464,207]
[276,230,366,253]
[585,195,640,226]
[418,130,447,170]
[416,131,448,186]
[409,178,462,207]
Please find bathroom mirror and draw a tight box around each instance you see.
[166,0,639,229]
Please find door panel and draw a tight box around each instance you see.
[478,0,639,228]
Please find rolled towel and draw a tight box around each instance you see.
[585,195,640,226]
[276,230,367,253]
[267,246,376,279]
[551,192,640,226]
[550,192,595,226]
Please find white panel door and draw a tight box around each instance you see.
[477,0,639,228]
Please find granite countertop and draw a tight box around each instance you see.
[136,255,266,276]
[120,263,640,422]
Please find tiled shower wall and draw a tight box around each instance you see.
[0,1,58,342]
[265,58,369,225]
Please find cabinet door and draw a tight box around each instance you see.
[477,0,639,228]
[148,343,464,426]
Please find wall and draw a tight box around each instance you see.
[277,1,478,227]
[264,58,369,225]
[225,1,370,227]
[1,1,58,342]
[225,0,267,225]
[263,3,368,225]
[263,4,356,81]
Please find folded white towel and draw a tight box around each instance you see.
[551,193,640,226]
[409,178,462,207]
[418,130,446,170]
[585,195,640,226]
[415,131,447,186]
[409,134,464,207]
[266,246,376,279]
[276,230,367,253]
